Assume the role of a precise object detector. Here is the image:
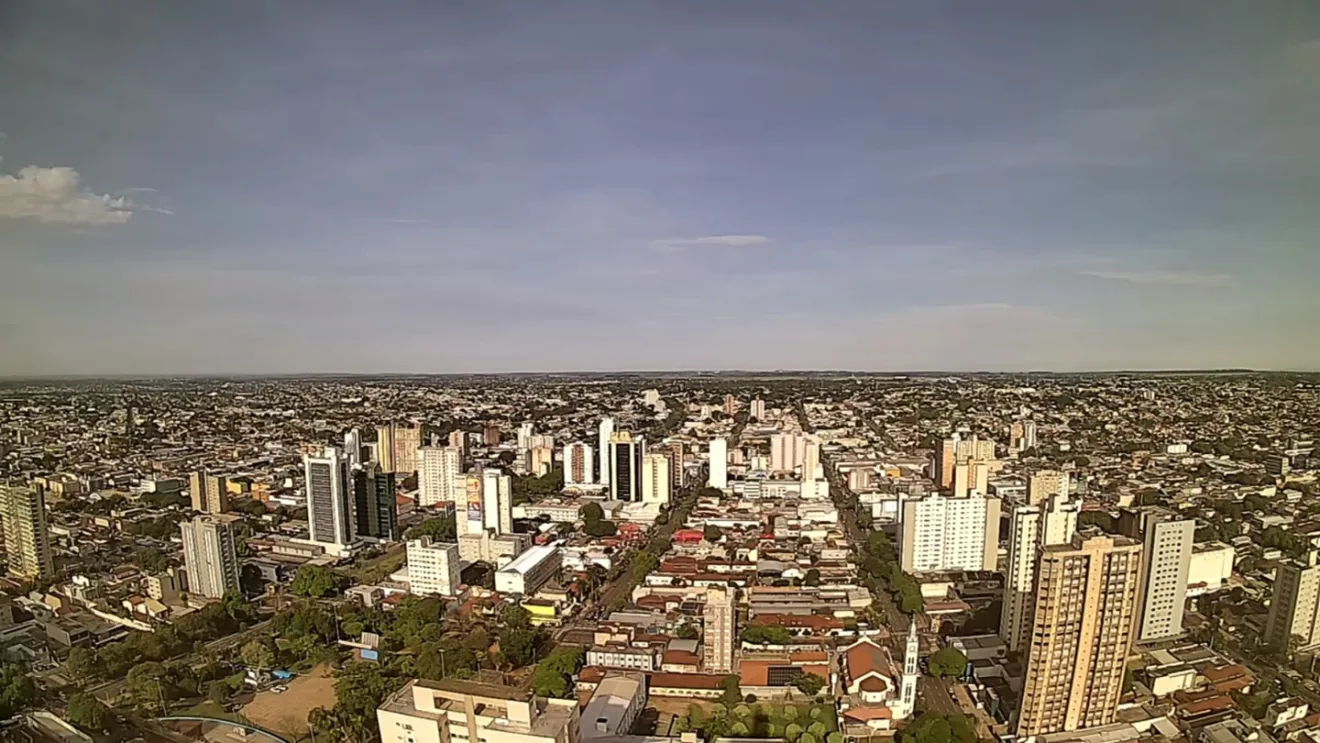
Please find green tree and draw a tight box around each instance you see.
[801,734,818,743]
[126,662,169,709]
[804,568,822,587]
[65,646,100,680]
[136,547,170,574]
[584,519,618,537]
[786,723,805,742]
[66,692,110,733]
[794,673,827,696]
[327,663,405,742]
[703,524,724,542]
[407,514,457,541]
[741,624,793,645]
[291,565,345,598]
[582,502,605,524]
[499,627,539,668]
[0,664,37,718]
[207,679,231,705]
[928,647,968,678]
[720,674,742,707]
[501,604,531,630]
[241,639,276,671]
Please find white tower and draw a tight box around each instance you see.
[598,418,615,487]
[898,619,919,719]
[708,438,728,489]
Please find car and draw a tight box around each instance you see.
[271,685,288,694]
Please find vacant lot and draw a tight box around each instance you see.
[241,664,337,737]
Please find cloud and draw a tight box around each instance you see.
[651,234,771,251]
[0,164,133,224]
[1081,270,1236,288]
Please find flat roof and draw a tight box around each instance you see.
[417,677,532,702]
[583,674,645,739]
[498,544,560,576]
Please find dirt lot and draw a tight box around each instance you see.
[241,664,338,737]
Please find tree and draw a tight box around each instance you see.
[584,519,618,537]
[65,646,100,680]
[408,514,457,541]
[928,647,968,679]
[804,568,822,587]
[137,547,170,574]
[794,673,827,696]
[675,623,700,640]
[720,674,742,707]
[126,662,169,709]
[241,639,276,671]
[786,723,805,742]
[0,664,37,718]
[741,624,793,645]
[326,662,405,742]
[703,524,723,542]
[66,692,110,733]
[501,604,531,630]
[531,647,585,698]
[291,565,345,598]
[207,679,231,705]
[582,502,605,524]
[499,627,539,668]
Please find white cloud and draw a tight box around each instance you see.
[1081,270,1236,288]
[0,164,134,224]
[651,234,770,251]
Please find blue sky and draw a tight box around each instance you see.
[2,1,1318,374]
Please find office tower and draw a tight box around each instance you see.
[707,437,728,490]
[598,418,615,487]
[482,469,513,535]
[406,537,461,597]
[750,398,766,421]
[0,486,54,580]
[563,443,595,487]
[1001,494,1081,652]
[1118,508,1194,643]
[608,431,643,502]
[528,446,554,477]
[770,433,807,472]
[899,491,1001,573]
[304,447,354,548]
[344,428,365,468]
[189,471,230,514]
[1028,470,1070,504]
[376,679,581,743]
[447,429,467,459]
[723,394,737,416]
[1265,552,1320,652]
[179,514,241,599]
[642,453,671,505]
[483,424,501,447]
[703,586,736,673]
[1017,535,1142,737]
[353,465,398,541]
[417,446,462,507]
[935,433,997,490]
[516,422,535,452]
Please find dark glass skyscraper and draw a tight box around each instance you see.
[353,464,397,541]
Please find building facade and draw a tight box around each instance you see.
[377,679,580,743]
[708,438,728,490]
[189,471,230,514]
[598,418,615,487]
[1119,507,1194,643]
[0,485,54,580]
[1265,552,1320,651]
[305,446,354,549]
[417,446,462,507]
[406,537,461,597]
[641,453,671,505]
[608,431,643,502]
[179,514,241,599]
[899,492,1001,573]
[702,586,736,674]
[563,443,595,487]
[1001,494,1080,652]
[353,465,398,541]
[482,469,514,535]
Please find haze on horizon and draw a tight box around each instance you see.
[2,1,1318,376]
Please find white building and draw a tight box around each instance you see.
[708,438,728,490]
[582,673,647,740]
[179,514,241,599]
[377,679,579,743]
[417,446,461,507]
[598,418,615,487]
[770,433,807,472]
[641,453,671,505]
[563,442,595,487]
[899,491,1001,573]
[1121,508,1194,643]
[702,586,736,673]
[406,537,462,597]
[749,398,766,421]
[494,544,562,595]
[304,446,355,552]
[517,422,535,452]
[1188,542,1236,597]
[482,469,514,535]
[1000,494,1080,651]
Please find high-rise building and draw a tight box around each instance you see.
[750,398,766,421]
[482,469,514,535]
[1028,470,1070,503]
[406,537,461,597]
[483,424,501,447]
[707,437,728,490]
[462,474,486,537]
[417,446,462,507]
[189,471,230,514]
[304,447,354,549]
[516,422,535,452]
[1001,494,1080,652]
[703,586,736,673]
[934,433,996,490]
[447,429,467,459]
[528,446,554,477]
[353,465,398,541]
[344,428,365,468]
[0,486,54,580]
[563,443,594,487]
[770,433,807,473]
[951,461,990,499]
[1009,421,1038,453]
[394,424,423,475]
[801,437,822,495]
[1116,508,1194,643]
[179,514,241,599]
[376,679,580,743]
[598,418,615,487]
[899,491,1001,573]
[376,424,396,472]
[723,394,737,416]
[1265,551,1320,652]
[642,453,671,505]
[1016,535,1142,738]
[608,431,643,502]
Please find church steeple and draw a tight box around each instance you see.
[898,618,919,718]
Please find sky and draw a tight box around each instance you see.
[1,1,1318,375]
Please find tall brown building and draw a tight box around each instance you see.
[189,471,230,514]
[377,423,424,474]
[1016,534,1141,738]
[483,424,501,447]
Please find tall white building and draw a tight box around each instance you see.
[770,433,807,473]
[1120,508,1194,643]
[180,514,241,599]
[749,398,766,421]
[417,446,462,507]
[642,453,671,505]
[406,537,462,597]
[707,438,728,490]
[482,468,514,535]
[1000,493,1080,651]
[703,586,736,673]
[344,428,364,468]
[899,491,1001,573]
[563,443,595,487]
[305,447,354,550]
[801,437,822,498]
[516,422,535,452]
[598,418,615,487]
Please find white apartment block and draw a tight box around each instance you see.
[482,469,514,535]
[1000,494,1080,651]
[900,491,1001,573]
[707,438,728,489]
[407,537,462,597]
[702,586,736,674]
[642,453,671,505]
[377,679,579,743]
[417,446,462,507]
[495,544,562,595]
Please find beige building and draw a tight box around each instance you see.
[1016,535,1142,738]
[180,514,241,599]
[1028,470,1069,503]
[563,443,594,487]
[703,587,736,674]
[189,471,230,513]
[528,446,554,477]
[641,453,670,505]
[0,485,54,580]
[1000,493,1080,652]
[1265,551,1320,652]
[378,679,579,743]
[406,538,461,597]
[934,434,996,490]
[378,423,424,474]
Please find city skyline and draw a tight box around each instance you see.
[3,1,1319,375]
